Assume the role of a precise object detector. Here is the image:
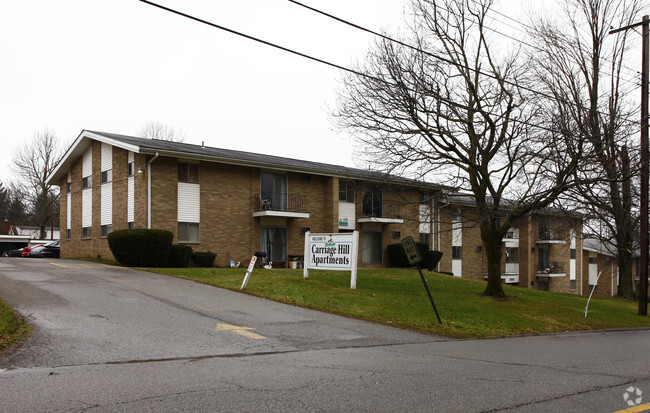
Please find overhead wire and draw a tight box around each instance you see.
[288,0,641,128]
[137,0,640,136]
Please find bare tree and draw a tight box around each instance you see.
[138,121,186,142]
[335,0,584,297]
[528,0,642,299]
[11,129,64,240]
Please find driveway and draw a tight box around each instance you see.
[1,258,648,412]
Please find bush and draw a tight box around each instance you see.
[387,242,443,271]
[107,229,173,267]
[168,244,193,268]
[192,251,217,267]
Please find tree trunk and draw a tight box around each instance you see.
[481,221,506,297]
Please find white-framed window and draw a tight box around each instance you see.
[101,170,112,184]
[100,224,112,238]
[178,222,200,243]
[178,162,199,183]
[127,161,134,177]
[452,246,462,259]
[82,176,92,189]
[82,227,92,239]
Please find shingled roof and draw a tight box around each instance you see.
[47,130,446,191]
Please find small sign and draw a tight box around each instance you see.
[303,231,359,289]
[401,236,422,265]
[240,255,257,290]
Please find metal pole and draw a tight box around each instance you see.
[640,15,649,316]
[417,264,442,324]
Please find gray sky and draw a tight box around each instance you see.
[0,0,553,184]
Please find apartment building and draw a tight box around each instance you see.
[46,130,444,268]
[436,195,619,297]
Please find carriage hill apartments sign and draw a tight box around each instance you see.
[303,231,359,289]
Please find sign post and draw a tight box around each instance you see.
[401,236,442,324]
[240,255,257,290]
[304,231,359,289]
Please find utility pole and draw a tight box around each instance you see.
[610,16,648,316]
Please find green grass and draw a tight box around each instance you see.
[146,267,650,338]
[0,297,31,356]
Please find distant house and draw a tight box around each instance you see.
[46,130,445,268]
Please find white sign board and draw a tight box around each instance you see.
[303,231,359,289]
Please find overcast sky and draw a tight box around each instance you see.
[0,0,614,185]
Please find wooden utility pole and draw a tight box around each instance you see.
[610,16,648,316]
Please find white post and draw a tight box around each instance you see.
[241,255,257,290]
[303,231,310,279]
[350,230,359,289]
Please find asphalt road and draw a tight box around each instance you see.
[0,258,648,412]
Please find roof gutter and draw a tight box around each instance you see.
[147,152,160,229]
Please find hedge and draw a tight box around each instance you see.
[192,251,217,267]
[168,244,193,268]
[107,229,173,267]
[387,242,443,271]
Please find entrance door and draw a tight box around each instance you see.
[261,227,287,265]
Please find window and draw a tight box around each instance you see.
[66,182,71,193]
[101,170,112,184]
[178,222,200,243]
[570,249,577,259]
[570,280,577,290]
[82,227,92,239]
[300,174,311,183]
[392,231,401,239]
[82,176,92,189]
[589,256,597,264]
[66,229,71,240]
[339,181,355,202]
[178,163,199,183]
[127,162,134,177]
[419,191,431,204]
[420,233,431,245]
[127,221,134,229]
[261,173,287,210]
[362,185,382,217]
[452,246,462,259]
[100,224,112,237]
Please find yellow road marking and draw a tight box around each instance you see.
[216,323,265,340]
[199,307,219,312]
[50,263,69,268]
[78,264,99,268]
[613,403,650,412]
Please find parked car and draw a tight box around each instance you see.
[21,244,45,257]
[29,241,60,258]
[4,248,25,257]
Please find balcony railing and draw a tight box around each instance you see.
[254,192,308,213]
[362,202,402,219]
[502,262,519,275]
[538,229,564,241]
[536,262,565,274]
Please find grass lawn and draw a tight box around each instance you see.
[147,267,650,338]
[0,297,31,357]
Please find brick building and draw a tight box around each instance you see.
[435,195,619,297]
[47,130,623,296]
[47,130,445,268]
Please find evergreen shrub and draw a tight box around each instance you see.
[168,244,193,268]
[192,251,217,267]
[107,229,173,267]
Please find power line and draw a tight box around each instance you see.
[288,0,640,127]
[137,0,635,137]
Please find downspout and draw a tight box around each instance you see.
[147,152,160,229]
[437,192,450,272]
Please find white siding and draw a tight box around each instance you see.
[178,182,200,222]
[452,212,462,246]
[82,148,92,177]
[101,143,112,172]
[66,172,71,230]
[419,204,431,233]
[127,152,134,223]
[101,183,112,225]
[82,187,92,228]
[589,253,598,285]
[338,201,355,230]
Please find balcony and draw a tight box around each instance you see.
[536,229,567,244]
[252,192,309,219]
[358,202,403,224]
[536,262,566,277]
